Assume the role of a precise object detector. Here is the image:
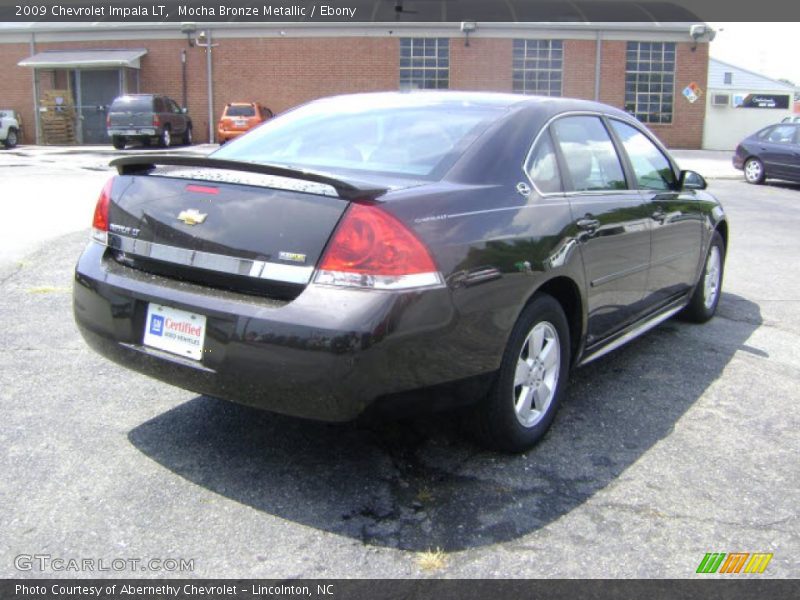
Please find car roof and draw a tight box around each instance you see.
[304,90,631,119]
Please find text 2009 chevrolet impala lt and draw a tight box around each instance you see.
[73,92,727,452]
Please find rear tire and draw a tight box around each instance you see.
[183,126,192,146]
[470,294,571,453]
[682,231,725,323]
[744,157,765,184]
[159,127,171,148]
[111,136,126,150]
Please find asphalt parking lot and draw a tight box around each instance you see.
[0,146,798,578]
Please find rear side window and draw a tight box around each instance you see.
[610,120,676,191]
[526,131,563,194]
[551,116,626,192]
[765,125,797,143]
[225,105,256,117]
[110,97,152,112]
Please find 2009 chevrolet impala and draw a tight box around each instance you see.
[73,92,727,452]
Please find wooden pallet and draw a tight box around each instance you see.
[39,90,78,144]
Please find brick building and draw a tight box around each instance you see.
[0,22,712,147]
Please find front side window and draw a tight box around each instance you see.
[399,38,449,90]
[610,120,676,191]
[526,131,563,194]
[512,39,563,96]
[550,116,627,192]
[625,42,676,124]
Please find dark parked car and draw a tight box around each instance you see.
[733,122,800,184]
[106,94,193,150]
[74,92,727,452]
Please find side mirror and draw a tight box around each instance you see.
[680,169,707,191]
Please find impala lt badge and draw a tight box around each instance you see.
[177,209,207,226]
[278,251,307,263]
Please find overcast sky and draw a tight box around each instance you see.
[708,22,800,85]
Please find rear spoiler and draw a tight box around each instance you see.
[110,155,388,202]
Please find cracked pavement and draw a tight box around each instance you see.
[0,148,798,577]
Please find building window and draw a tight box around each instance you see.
[399,38,449,90]
[512,39,563,96]
[724,72,733,85]
[625,42,676,124]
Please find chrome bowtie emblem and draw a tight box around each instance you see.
[177,209,207,226]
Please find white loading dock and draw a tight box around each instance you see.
[703,58,796,150]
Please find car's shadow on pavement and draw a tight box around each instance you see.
[766,181,800,192]
[129,292,761,552]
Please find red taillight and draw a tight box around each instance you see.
[316,204,441,290]
[152,114,161,127]
[92,177,114,233]
[106,114,110,127]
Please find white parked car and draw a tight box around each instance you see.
[0,109,20,149]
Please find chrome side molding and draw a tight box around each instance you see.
[578,303,685,367]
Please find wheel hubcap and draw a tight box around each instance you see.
[8,131,16,145]
[164,131,170,146]
[703,246,721,309]
[745,160,761,182]
[513,321,560,428]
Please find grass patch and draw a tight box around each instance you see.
[27,286,69,294]
[416,547,447,572]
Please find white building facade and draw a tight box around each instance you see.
[703,58,796,150]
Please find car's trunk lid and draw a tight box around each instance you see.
[105,156,388,299]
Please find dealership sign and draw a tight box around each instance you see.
[737,93,791,109]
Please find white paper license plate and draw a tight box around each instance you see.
[125,129,138,135]
[234,119,246,127]
[143,304,206,361]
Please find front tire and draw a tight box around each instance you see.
[744,157,765,184]
[3,128,19,149]
[471,294,571,453]
[111,136,126,150]
[682,231,725,323]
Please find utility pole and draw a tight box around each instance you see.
[196,29,217,144]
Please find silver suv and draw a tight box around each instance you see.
[107,94,193,149]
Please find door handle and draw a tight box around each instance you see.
[576,217,600,231]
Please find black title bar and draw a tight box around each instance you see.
[1,0,800,22]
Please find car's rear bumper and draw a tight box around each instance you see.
[217,129,247,142]
[108,128,157,137]
[73,241,490,421]
[732,146,746,170]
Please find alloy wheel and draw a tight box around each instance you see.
[703,245,722,309]
[745,159,763,183]
[513,321,561,428]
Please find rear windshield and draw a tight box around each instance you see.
[111,97,153,112]
[212,97,504,180]
[225,105,256,117]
